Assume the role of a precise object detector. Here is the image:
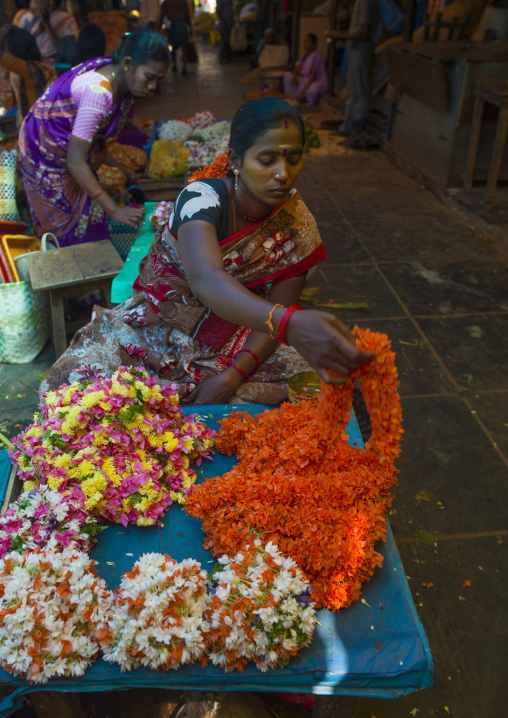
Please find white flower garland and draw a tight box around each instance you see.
[205,540,316,672]
[0,543,112,683]
[101,553,209,671]
[158,120,192,143]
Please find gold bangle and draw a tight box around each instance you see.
[266,304,283,339]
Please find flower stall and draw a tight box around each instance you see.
[0,351,432,716]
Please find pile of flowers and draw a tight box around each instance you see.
[100,553,209,671]
[97,165,127,196]
[158,119,192,143]
[108,142,147,173]
[10,367,215,527]
[150,200,174,230]
[0,484,101,559]
[183,111,216,132]
[186,327,403,612]
[184,135,229,169]
[199,121,230,139]
[205,540,316,673]
[187,146,230,184]
[0,543,112,683]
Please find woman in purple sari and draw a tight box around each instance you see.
[18,29,170,247]
[284,33,327,107]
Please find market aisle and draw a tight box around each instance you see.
[133,39,259,123]
[0,44,507,718]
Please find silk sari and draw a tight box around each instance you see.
[18,57,132,246]
[42,188,327,405]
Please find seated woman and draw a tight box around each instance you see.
[18,28,170,246]
[0,24,55,119]
[284,33,327,106]
[43,98,373,404]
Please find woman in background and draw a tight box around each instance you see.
[284,33,327,106]
[0,24,55,118]
[18,29,170,246]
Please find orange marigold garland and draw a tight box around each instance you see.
[187,145,230,184]
[186,327,403,612]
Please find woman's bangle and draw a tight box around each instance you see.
[277,303,303,345]
[266,304,283,339]
[229,363,249,380]
[90,187,104,201]
[237,348,259,371]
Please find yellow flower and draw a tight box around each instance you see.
[47,475,64,490]
[44,390,58,406]
[182,455,189,470]
[137,516,156,526]
[26,425,43,438]
[23,480,37,492]
[101,458,123,487]
[54,454,72,469]
[85,492,103,510]
[70,458,95,479]
[170,490,185,505]
[81,472,108,497]
[79,390,106,411]
[61,405,82,434]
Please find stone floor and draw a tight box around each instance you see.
[1,41,507,718]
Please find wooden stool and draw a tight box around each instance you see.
[463,74,508,206]
[25,240,123,359]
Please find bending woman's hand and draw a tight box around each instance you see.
[109,204,145,228]
[285,309,375,384]
[182,370,243,405]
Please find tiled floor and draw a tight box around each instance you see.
[1,40,507,718]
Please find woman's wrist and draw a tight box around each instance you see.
[223,365,246,386]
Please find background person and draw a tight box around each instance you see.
[162,0,191,75]
[18,28,171,246]
[0,23,56,118]
[284,33,327,106]
[23,0,79,68]
[216,0,234,64]
[326,0,379,137]
[41,98,374,404]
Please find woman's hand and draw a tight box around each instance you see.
[290,72,298,86]
[182,370,243,405]
[109,204,145,228]
[285,309,375,384]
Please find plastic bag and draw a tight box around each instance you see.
[148,139,190,179]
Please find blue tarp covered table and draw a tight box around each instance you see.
[110,203,157,304]
[0,405,432,715]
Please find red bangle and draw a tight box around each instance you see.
[230,363,249,380]
[91,187,104,201]
[277,303,303,345]
[237,348,259,371]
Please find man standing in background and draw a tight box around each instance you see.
[326,0,379,139]
[139,0,162,30]
[216,0,234,64]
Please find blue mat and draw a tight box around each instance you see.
[0,405,432,714]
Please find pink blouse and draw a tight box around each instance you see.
[70,70,114,143]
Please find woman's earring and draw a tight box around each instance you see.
[234,169,239,191]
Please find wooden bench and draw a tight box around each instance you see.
[25,240,123,359]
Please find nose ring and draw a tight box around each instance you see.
[274,173,280,179]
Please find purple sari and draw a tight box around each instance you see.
[18,57,132,247]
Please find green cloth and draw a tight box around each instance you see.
[111,202,157,304]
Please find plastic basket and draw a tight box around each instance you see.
[0,280,50,363]
[107,192,144,261]
[1,235,41,282]
[0,151,21,223]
